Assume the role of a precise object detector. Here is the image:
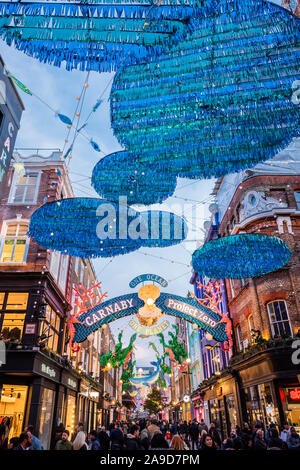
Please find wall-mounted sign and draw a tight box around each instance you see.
[40,363,57,379]
[129,274,168,289]
[24,323,36,335]
[288,388,300,403]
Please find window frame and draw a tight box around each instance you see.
[39,304,61,354]
[0,220,30,264]
[236,324,243,351]
[8,170,41,205]
[267,300,293,338]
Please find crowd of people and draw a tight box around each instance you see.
[1,418,300,451]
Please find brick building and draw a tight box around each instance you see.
[190,154,300,434]
[0,150,118,448]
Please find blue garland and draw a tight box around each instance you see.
[92,151,177,205]
[28,198,188,258]
[192,234,291,279]
[0,1,200,71]
[110,0,300,202]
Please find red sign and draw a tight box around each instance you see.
[288,389,300,401]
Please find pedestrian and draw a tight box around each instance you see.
[73,431,88,451]
[208,422,221,448]
[150,431,169,450]
[198,419,208,434]
[189,419,200,450]
[147,419,161,438]
[89,430,101,450]
[125,424,142,450]
[253,429,267,450]
[170,434,189,450]
[267,428,286,450]
[287,426,300,449]
[170,420,178,437]
[0,424,8,451]
[229,429,244,450]
[200,434,217,451]
[98,426,110,450]
[55,430,73,450]
[13,431,32,451]
[25,425,42,450]
[140,428,151,450]
[280,422,291,443]
[8,437,19,450]
[179,420,188,440]
[110,423,124,450]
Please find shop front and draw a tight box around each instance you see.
[279,384,300,432]
[78,379,101,432]
[198,372,238,438]
[60,370,79,438]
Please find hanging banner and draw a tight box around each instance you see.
[129,319,169,337]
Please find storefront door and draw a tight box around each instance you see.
[39,387,55,450]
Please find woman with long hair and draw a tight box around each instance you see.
[170,435,185,450]
[73,431,88,451]
[200,434,217,451]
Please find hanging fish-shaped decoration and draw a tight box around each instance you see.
[90,140,101,152]
[92,99,103,112]
[5,69,32,95]
[57,113,72,126]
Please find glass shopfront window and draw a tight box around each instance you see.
[280,387,300,433]
[0,385,28,439]
[64,393,76,437]
[244,383,278,428]
[258,383,279,426]
[39,388,55,450]
[209,399,219,425]
[226,395,237,431]
[0,293,28,342]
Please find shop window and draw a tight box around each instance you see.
[64,394,76,437]
[0,385,28,440]
[49,252,69,294]
[0,293,4,309]
[0,293,28,341]
[294,192,300,210]
[236,324,243,351]
[0,222,29,263]
[6,293,28,310]
[211,347,221,374]
[8,171,40,204]
[39,387,55,450]
[267,300,292,338]
[39,305,61,354]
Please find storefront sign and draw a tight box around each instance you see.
[129,319,169,336]
[68,378,77,389]
[83,297,138,328]
[288,388,300,403]
[61,371,78,390]
[129,274,168,288]
[163,298,217,328]
[24,323,36,335]
[40,363,57,380]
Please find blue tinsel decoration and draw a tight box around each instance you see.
[110,0,300,203]
[92,151,177,205]
[0,1,202,72]
[28,198,188,258]
[192,233,291,279]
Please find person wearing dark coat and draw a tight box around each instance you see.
[110,424,124,450]
[253,429,267,450]
[208,423,221,448]
[89,430,101,450]
[189,420,200,450]
[98,427,110,450]
[267,429,286,450]
[150,432,169,450]
[125,425,142,451]
[13,431,32,451]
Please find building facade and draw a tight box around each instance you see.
[0,150,119,448]
[189,155,300,436]
[0,57,23,191]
